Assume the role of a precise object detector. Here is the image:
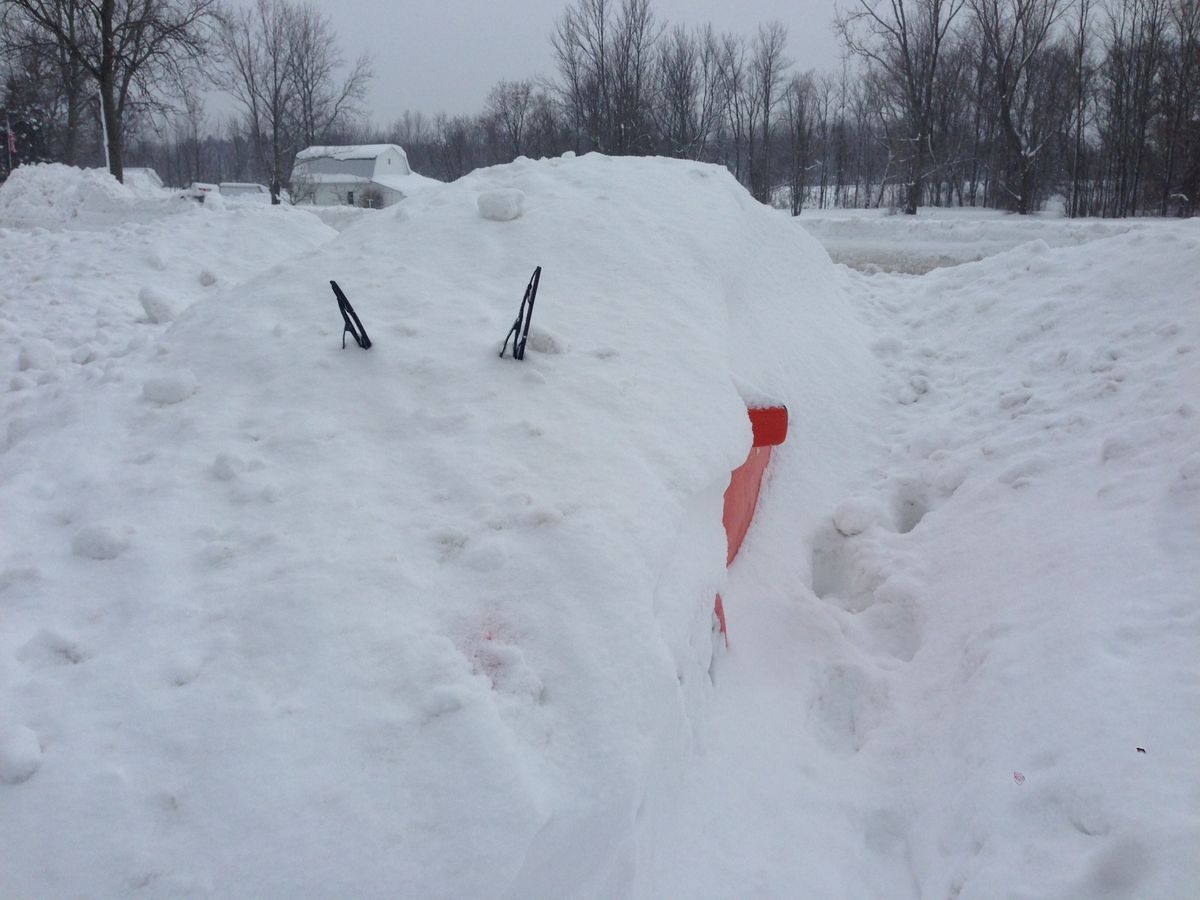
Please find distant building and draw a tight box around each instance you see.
[289,144,437,208]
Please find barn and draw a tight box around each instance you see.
[290,144,437,208]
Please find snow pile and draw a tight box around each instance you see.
[0,164,337,386]
[5,157,1195,898]
[0,154,877,897]
[0,163,164,227]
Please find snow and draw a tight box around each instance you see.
[1,159,1197,898]
[295,144,408,162]
[478,187,526,221]
[372,171,443,197]
[797,205,1162,275]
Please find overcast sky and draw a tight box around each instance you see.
[318,0,848,124]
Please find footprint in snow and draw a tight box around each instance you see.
[810,664,889,756]
[997,454,1051,489]
[0,721,41,784]
[17,629,88,668]
[810,525,888,611]
[72,523,131,560]
[889,477,930,534]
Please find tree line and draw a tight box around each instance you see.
[2,0,1197,216]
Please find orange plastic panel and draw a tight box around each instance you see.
[722,445,772,565]
[715,404,789,644]
[748,405,788,447]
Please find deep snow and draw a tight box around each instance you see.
[1,161,1197,898]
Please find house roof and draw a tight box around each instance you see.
[295,144,406,162]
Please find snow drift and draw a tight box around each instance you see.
[0,156,877,896]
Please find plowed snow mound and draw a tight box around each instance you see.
[0,162,172,226]
[0,154,878,897]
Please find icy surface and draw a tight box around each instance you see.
[1,162,1197,898]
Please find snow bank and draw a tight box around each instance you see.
[0,154,877,896]
[0,165,337,390]
[0,163,166,227]
[643,212,1200,898]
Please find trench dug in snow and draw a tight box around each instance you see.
[644,212,1200,900]
[1,160,1197,899]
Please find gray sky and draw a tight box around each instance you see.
[322,0,847,124]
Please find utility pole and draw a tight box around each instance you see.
[4,109,13,173]
[98,89,111,173]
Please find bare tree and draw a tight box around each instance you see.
[837,0,969,213]
[749,21,790,202]
[969,0,1069,212]
[551,0,612,150]
[1099,0,1170,215]
[218,0,296,202]
[217,0,370,203]
[5,0,216,181]
[485,79,535,157]
[1158,0,1199,213]
[1,1,91,164]
[608,0,660,153]
[716,32,749,182]
[289,3,371,148]
[550,0,661,153]
[783,71,817,212]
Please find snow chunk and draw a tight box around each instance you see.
[143,370,198,404]
[71,345,96,365]
[833,496,882,536]
[138,287,179,323]
[477,189,525,222]
[71,524,130,560]
[0,723,41,784]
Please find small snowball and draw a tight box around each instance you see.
[833,497,881,536]
[18,339,55,371]
[0,723,41,784]
[143,370,198,404]
[477,189,525,222]
[138,287,178,324]
[72,524,129,560]
[198,269,218,287]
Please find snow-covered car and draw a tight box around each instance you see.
[179,181,219,203]
[218,182,269,202]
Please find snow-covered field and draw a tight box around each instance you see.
[1,161,1196,898]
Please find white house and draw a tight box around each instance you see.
[289,144,437,208]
